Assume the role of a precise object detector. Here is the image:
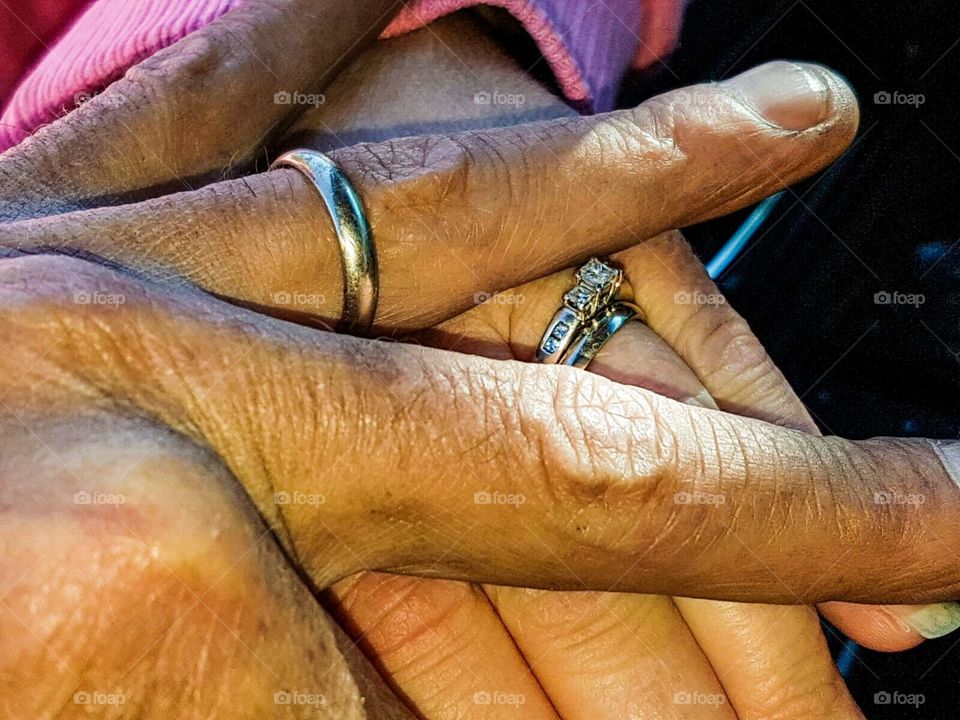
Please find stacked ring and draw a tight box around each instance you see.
[561,301,642,369]
[536,257,642,369]
[535,258,624,363]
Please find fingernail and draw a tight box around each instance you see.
[722,61,833,131]
[684,389,719,410]
[888,602,960,639]
[929,439,960,488]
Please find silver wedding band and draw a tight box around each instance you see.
[561,301,642,369]
[270,149,379,334]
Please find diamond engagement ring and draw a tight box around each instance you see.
[535,257,624,363]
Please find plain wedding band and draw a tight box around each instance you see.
[561,301,643,369]
[270,148,379,334]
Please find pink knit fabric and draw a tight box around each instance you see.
[1,0,241,150]
[0,0,685,152]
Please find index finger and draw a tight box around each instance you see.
[6,254,958,605]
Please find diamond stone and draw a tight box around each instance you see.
[543,336,560,354]
[563,285,594,313]
[578,258,616,288]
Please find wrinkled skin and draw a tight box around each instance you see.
[1,5,957,719]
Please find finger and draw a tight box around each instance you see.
[487,588,734,720]
[619,231,818,431]
[5,62,859,331]
[10,255,960,604]
[0,0,402,218]
[325,573,560,719]
[622,233,942,652]
[440,256,859,718]
[613,234,862,716]
[679,601,866,718]
[482,320,732,719]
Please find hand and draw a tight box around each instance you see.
[3,228,959,719]
[3,5,956,720]
[327,230,867,719]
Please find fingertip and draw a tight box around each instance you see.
[821,602,926,653]
[721,61,833,131]
[719,60,860,164]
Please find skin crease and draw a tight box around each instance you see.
[0,6,955,720]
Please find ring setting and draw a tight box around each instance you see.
[536,257,640,368]
[536,258,624,363]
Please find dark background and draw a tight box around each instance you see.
[623,0,960,716]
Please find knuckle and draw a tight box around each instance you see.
[0,254,120,346]
[675,295,817,430]
[523,367,678,553]
[0,421,284,717]
[705,314,774,383]
[339,575,484,662]
[341,129,529,265]
[0,252,133,323]
[686,306,789,398]
[350,134,483,234]
[0,254,158,410]
[123,32,223,95]
[344,134,473,198]
[621,97,685,161]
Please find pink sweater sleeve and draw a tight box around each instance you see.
[0,0,685,153]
